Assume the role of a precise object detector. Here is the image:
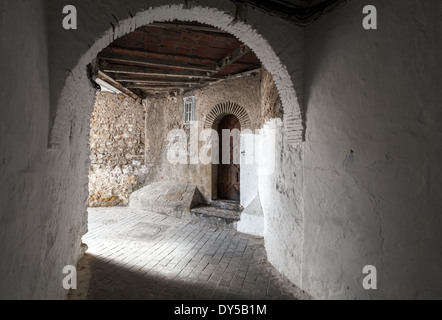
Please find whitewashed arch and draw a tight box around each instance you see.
[50,4,303,148]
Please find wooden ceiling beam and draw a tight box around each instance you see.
[106,46,219,66]
[122,79,204,86]
[113,74,231,83]
[96,70,143,100]
[127,85,200,90]
[101,64,226,79]
[214,44,251,74]
[104,46,259,69]
[98,51,216,73]
[140,89,186,94]
[147,22,232,35]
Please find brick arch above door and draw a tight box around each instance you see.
[204,102,252,130]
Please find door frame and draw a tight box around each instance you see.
[213,114,241,201]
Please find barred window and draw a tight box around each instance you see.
[183,96,195,125]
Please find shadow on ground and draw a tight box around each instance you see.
[69,253,307,300]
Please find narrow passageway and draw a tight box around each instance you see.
[2,0,441,302]
[69,208,310,300]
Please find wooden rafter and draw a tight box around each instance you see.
[101,64,226,80]
[95,21,263,95]
[127,85,200,90]
[119,79,204,86]
[214,44,250,74]
[147,22,233,35]
[98,51,216,73]
[113,75,218,82]
[96,70,142,100]
[106,46,219,66]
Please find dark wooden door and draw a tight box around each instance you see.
[218,115,241,201]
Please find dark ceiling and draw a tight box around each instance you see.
[272,0,337,7]
[231,0,348,25]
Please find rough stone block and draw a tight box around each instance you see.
[129,181,205,219]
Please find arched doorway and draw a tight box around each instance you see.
[217,114,241,201]
[47,4,305,296]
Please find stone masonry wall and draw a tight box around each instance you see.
[88,92,147,207]
[261,69,282,122]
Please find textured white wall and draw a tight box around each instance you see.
[240,132,259,209]
[302,0,442,299]
[0,0,87,299]
[260,119,304,287]
[2,0,439,300]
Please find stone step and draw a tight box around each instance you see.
[190,205,241,229]
[210,199,244,212]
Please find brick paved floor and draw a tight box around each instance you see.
[68,207,311,300]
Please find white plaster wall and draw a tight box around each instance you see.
[302,0,442,299]
[240,132,259,209]
[259,119,304,287]
[2,0,440,300]
[237,127,262,237]
[0,0,87,299]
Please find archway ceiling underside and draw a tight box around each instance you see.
[95,21,263,100]
[232,0,348,25]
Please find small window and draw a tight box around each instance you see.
[183,96,195,125]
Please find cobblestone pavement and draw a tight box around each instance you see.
[69,207,311,300]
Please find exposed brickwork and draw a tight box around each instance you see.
[204,101,252,129]
[261,69,282,122]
